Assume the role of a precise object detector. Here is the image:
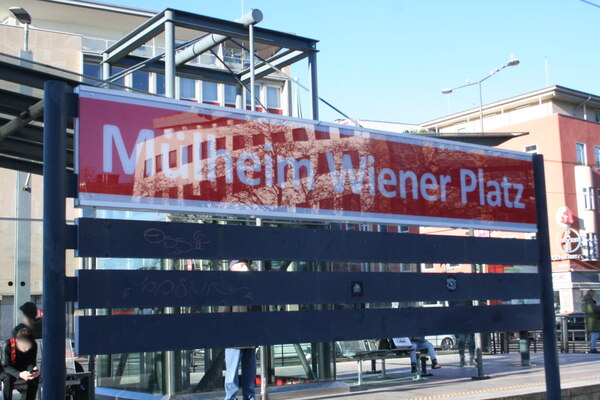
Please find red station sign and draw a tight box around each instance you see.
[75,86,537,231]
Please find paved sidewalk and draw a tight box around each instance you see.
[292,352,600,400]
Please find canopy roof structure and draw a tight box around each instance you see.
[0,4,319,175]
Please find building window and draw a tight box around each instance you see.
[266,86,281,109]
[358,224,371,232]
[155,73,165,96]
[583,187,596,211]
[398,225,409,233]
[202,81,219,103]
[446,263,460,269]
[576,142,587,166]
[224,85,237,105]
[422,263,434,270]
[83,63,101,79]
[586,233,599,260]
[179,78,197,100]
[524,144,538,154]
[595,146,600,169]
[595,111,600,123]
[131,70,149,92]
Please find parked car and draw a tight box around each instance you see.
[556,312,586,341]
[425,334,456,351]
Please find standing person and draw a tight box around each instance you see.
[457,333,476,367]
[221,260,257,400]
[450,300,475,366]
[12,302,42,339]
[583,290,600,353]
[1,328,39,400]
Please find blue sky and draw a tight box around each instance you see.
[111,0,600,124]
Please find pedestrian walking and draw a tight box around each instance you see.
[583,290,600,353]
[221,260,257,400]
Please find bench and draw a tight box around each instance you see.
[36,339,91,399]
[338,339,432,385]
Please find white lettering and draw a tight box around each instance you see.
[398,170,418,199]
[420,173,438,201]
[326,152,367,194]
[513,183,525,209]
[460,168,477,203]
[102,124,155,176]
[501,177,513,208]
[377,168,397,198]
[207,134,233,183]
[277,157,314,189]
[237,152,261,186]
[486,180,502,207]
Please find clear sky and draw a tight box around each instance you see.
[109,0,600,125]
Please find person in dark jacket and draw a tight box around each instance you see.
[583,290,600,353]
[221,260,257,400]
[12,302,42,339]
[1,328,39,400]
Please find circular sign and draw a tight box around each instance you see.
[446,276,457,292]
[557,228,582,254]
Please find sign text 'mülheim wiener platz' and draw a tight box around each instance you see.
[75,86,537,232]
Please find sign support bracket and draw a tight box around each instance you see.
[533,153,561,399]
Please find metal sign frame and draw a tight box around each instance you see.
[42,81,561,400]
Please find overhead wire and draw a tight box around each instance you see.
[208,48,269,111]
[228,38,363,127]
[577,0,600,8]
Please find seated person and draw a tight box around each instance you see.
[409,337,441,373]
[1,328,40,400]
[12,302,42,339]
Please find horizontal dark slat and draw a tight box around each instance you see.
[0,155,43,175]
[75,218,539,265]
[75,270,542,309]
[75,304,542,355]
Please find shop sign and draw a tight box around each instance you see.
[557,228,582,254]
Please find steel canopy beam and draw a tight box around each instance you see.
[0,100,44,141]
[103,8,317,67]
[239,49,307,83]
[171,9,318,52]
[114,55,238,85]
[175,9,263,66]
[102,12,169,64]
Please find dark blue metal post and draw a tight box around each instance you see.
[42,81,70,400]
[533,154,561,399]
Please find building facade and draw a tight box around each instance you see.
[421,85,600,314]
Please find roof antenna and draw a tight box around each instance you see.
[544,56,550,87]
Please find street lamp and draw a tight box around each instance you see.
[9,6,34,329]
[9,7,32,53]
[442,56,520,132]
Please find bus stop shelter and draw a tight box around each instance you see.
[0,23,561,400]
